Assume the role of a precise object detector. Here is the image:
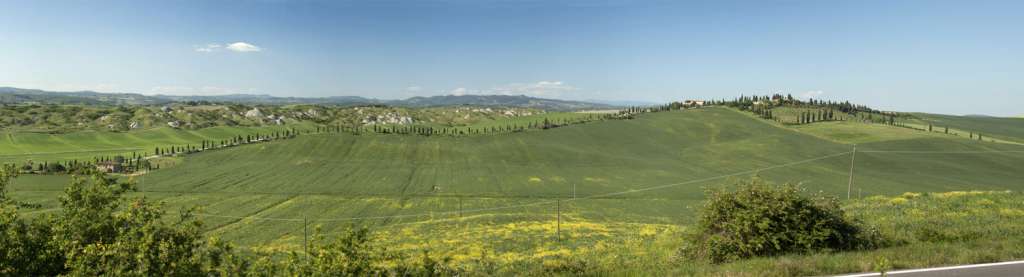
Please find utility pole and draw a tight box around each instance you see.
[572,183,576,199]
[847,145,857,200]
[459,197,463,218]
[556,199,562,242]
[303,216,308,258]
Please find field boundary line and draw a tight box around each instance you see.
[197,195,306,222]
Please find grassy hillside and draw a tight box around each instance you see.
[767,106,851,124]
[0,124,308,164]
[10,107,1024,261]
[910,113,1024,143]
[136,108,857,197]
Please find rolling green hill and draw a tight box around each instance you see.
[9,107,1024,261]
[0,124,308,164]
[910,113,1024,143]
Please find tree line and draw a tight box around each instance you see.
[21,129,302,176]
[312,113,636,137]
[713,94,993,142]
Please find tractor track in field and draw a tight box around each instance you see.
[398,163,419,196]
[205,195,299,233]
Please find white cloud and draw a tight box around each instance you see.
[801,90,825,99]
[194,44,222,52]
[225,42,262,52]
[450,87,469,96]
[149,86,252,96]
[405,86,422,92]
[442,81,581,98]
[489,80,579,98]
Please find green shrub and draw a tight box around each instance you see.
[682,177,883,263]
[0,167,454,276]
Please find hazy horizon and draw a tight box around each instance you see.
[1,0,1021,116]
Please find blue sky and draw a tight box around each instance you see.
[1,0,1021,116]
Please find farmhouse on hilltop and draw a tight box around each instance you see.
[684,100,705,107]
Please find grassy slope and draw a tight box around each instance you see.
[10,107,1024,266]
[139,108,855,197]
[0,124,311,164]
[910,113,1024,143]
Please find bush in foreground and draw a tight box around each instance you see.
[682,177,884,263]
[0,166,451,276]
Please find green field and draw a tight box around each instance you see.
[8,107,1024,268]
[909,113,1024,143]
[0,123,312,164]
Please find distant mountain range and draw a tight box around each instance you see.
[583,99,661,107]
[0,87,617,111]
[0,87,164,105]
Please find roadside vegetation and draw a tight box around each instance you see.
[680,178,884,264]
[6,170,1024,276]
[0,167,457,276]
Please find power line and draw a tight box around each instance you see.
[848,145,856,200]
[857,149,1024,154]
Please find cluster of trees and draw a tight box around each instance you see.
[20,160,86,174]
[18,152,153,175]
[0,167,454,276]
[797,109,839,124]
[313,114,625,137]
[708,94,896,126]
[618,102,695,116]
[620,106,649,114]
[94,154,151,173]
[752,105,774,120]
[709,94,784,110]
[710,94,879,113]
[613,100,711,120]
